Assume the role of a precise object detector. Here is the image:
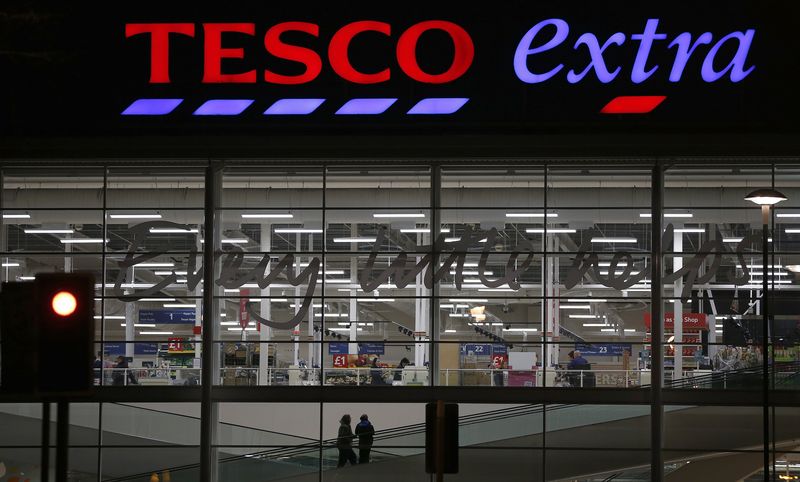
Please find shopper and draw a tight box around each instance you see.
[336,414,357,467]
[354,414,375,464]
[393,357,410,382]
[370,357,387,385]
[491,358,505,387]
[566,350,594,387]
[112,356,128,386]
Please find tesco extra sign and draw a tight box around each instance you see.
[126,18,754,85]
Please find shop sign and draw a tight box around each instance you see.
[575,343,633,357]
[357,343,385,355]
[332,354,348,367]
[644,312,708,330]
[328,342,348,355]
[167,337,195,353]
[139,309,195,324]
[461,343,492,355]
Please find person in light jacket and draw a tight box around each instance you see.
[336,414,357,467]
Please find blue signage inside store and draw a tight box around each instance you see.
[462,344,492,355]
[575,343,633,357]
[358,343,385,355]
[102,343,159,356]
[328,343,348,355]
[139,309,195,324]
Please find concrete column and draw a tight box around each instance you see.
[673,230,683,379]
[259,223,271,385]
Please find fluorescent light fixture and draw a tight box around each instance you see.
[150,228,198,233]
[3,214,30,219]
[24,229,74,234]
[624,329,637,332]
[640,213,692,218]
[505,213,558,218]
[139,298,176,302]
[133,323,157,328]
[329,327,363,331]
[478,288,518,292]
[155,271,188,276]
[110,214,162,219]
[60,239,108,244]
[163,303,197,308]
[314,313,348,317]
[569,314,605,319]
[597,262,629,267]
[600,328,616,332]
[135,262,175,268]
[242,213,293,219]
[723,238,744,243]
[227,327,257,331]
[583,323,610,327]
[746,264,783,269]
[748,271,788,276]
[220,321,239,326]
[444,238,461,242]
[559,305,591,310]
[599,271,641,276]
[449,313,468,318]
[448,299,488,303]
[777,213,800,218]
[274,228,323,234]
[333,237,377,243]
[139,331,174,335]
[785,229,800,233]
[373,213,425,218]
[290,304,325,308]
[452,270,494,276]
[674,228,705,233]
[503,328,538,332]
[222,239,249,244]
[325,279,353,284]
[525,228,576,233]
[591,237,637,243]
[440,304,454,309]
[220,314,227,317]
[94,315,125,320]
[2,262,20,267]
[356,298,395,302]
[567,298,608,303]
[19,276,35,280]
[444,329,457,333]
[401,228,450,233]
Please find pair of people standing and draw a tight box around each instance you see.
[336,414,375,467]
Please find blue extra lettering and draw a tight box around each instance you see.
[513,19,569,84]
[566,32,625,83]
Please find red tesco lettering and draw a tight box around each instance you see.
[126,20,474,85]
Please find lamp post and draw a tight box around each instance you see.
[744,187,787,482]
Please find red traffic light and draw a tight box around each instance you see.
[51,291,78,316]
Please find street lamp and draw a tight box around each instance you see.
[744,187,787,482]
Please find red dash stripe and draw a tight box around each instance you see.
[600,95,666,114]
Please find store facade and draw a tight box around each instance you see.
[1,2,800,481]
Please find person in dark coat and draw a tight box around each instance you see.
[336,414,357,467]
[393,357,410,382]
[112,356,128,386]
[369,357,386,385]
[354,414,375,463]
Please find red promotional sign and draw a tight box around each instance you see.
[333,354,347,368]
[168,337,183,352]
[644,312,708,331]
[239,289,250,329]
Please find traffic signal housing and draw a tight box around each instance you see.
[1,273,95,395]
